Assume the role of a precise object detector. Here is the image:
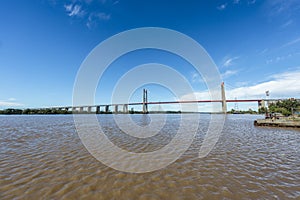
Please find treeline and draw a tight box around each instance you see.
[0,108,72,115]
[268,99,300,116]
[0,108,182,115]
[228,108,258,114]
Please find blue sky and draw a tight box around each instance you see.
[0,0,300,111]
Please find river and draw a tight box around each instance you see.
[0,114,299,199]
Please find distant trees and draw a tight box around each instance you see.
[0,108,71,115]
[258,107,266,114]
[268,99,300,116]
[0,109,23,115]
[228,108,257,114]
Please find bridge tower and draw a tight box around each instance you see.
[221,82,227,114]
[143,89,148,114]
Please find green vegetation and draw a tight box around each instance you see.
[0,109,23,115]
[228,108,258,114]
[258,107,266,114]
[0,108,72,115]
[268,99,300,116]
[0,108,182,115]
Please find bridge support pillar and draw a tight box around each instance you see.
[96,106,100,114]
[105,105,109,113]
[221,82,227,114]
[87,106,92,113]
[114,105,118,113]
[79,107,84,113]
[123,104,128,113]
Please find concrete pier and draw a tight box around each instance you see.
[123,104,128,113]
[105,105,109,113]
[87,106,92,113]
[96,106,100,114]
[254,118,300,128]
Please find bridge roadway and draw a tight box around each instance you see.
[47,99,273,113]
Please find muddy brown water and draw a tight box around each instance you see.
[0,114,299,199]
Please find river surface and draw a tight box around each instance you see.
[0,114,299,199]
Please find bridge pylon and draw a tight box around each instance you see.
[143,89,148,114]
[221,82,227,114]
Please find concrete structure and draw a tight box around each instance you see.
[143,89,148,114]
[221,82,227,114]
[254,118,300,128]
[105,105,109,113]
[43,85,300,114]
[96,106,100,114]
[114,105,118,113]
[123,104,128,113]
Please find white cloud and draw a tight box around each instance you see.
[191,72,202,83]
[266,53,294,64]
[248,0,256,5]
[0,98,23,108]
[217,3,227,10]
[267,0,300,17]
[281,19,293,28]
[86,12,111,28]
[64,4,72,12]
[221,70,238,79]
[222,56,239,67]
[282,37,300,48]
[227,70,300,99]
[64,4,85,17]
[96,12,111,20]
[0,101,23,107]
[8,97,16,101]
[180,69,300,112]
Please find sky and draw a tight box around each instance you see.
[0,0,300,111]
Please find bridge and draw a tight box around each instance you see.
[45,83,287,114]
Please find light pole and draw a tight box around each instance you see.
[265,90,270,118]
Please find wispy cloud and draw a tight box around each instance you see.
[191,72,201,83]
[64,4,85,17]
[233,0,240,4]
[219,0,256,10]
[248,0,256,5]
[61,0,115,28]
[267,0,300,17]
[282,37,300,48]
[0,98,23,108]
[221,70,238,79]
[222,56,239,67]
[281,19,293,28]
[266,53,293,64]
[217,3,227,10]
[87,12,111,28]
